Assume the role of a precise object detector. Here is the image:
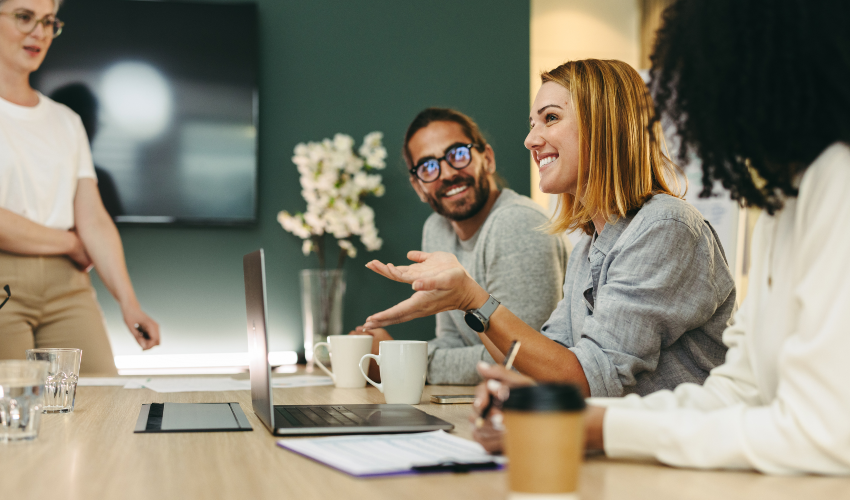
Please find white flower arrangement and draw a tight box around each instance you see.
[277,132,387,268]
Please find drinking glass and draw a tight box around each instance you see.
[25,348,82,413]
[0,360,49,442]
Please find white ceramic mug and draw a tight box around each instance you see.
[313,335,374,388]
[359,340,427,404]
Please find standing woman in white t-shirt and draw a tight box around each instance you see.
[0,0,160,374]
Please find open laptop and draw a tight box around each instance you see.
[243,249,454,435]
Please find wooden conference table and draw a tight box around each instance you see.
[3,371,850,500]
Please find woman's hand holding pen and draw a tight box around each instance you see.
[362,251,488,330]
[471,362,609,454]
[123,305,160,350]
[470,362,535,454]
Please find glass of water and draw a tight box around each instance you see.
[25,348,82,413]
[0,360,49,442]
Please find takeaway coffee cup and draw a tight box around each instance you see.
[502,384,586,500]
[313,335,374,388]
[358,341,427,404]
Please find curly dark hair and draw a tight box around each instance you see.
[649,0,850,213]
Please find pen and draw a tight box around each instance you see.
[411,461,500,473]
[134,323,151,341]
[475,340,520,428]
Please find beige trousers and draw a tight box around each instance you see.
[0,251,118,375]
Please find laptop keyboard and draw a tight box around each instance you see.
[275,405,368,428]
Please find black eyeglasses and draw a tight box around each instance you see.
[410,143,480,183]
[0,285,10,311]
[0,10,64,38]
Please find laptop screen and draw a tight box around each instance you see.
[243,249,275,431]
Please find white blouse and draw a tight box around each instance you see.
[592,142,850,475]
[0,92,96,230]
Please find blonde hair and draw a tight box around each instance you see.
[541,59,681,235]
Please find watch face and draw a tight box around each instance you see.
[464,312,485,332]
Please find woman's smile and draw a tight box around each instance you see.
[537,154,558,174]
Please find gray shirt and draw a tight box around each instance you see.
[542,194,735,397]
[422,189,571,385]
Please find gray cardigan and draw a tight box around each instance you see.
[542,194,736,397]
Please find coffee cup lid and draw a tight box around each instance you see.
[503,384,585,412]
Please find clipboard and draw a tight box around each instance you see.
[134,402,253,433]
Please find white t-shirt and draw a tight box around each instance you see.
[0,92,96,230]
[593,142,850,474]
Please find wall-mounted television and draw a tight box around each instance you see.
[32,0,258,225]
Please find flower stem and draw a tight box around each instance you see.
[337,248,346,270]
[313,235,325,269]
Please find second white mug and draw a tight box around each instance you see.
[313,335,373,388]
[359,340,427,404]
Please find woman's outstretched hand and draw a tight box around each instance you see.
[362,250,489,329]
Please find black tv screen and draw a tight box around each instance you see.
[32,0,258,225]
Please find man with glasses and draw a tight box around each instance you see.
[356,108,570,385]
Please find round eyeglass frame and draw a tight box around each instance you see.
[0,11,64,38]
[410,143,481,183]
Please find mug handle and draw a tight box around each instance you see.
[359,354,382,393]
[312,342,335,382]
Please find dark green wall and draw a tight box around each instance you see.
[92,0,531,356]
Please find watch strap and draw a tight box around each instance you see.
[476,295,500,321]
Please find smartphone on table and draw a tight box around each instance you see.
[430,395,476,404]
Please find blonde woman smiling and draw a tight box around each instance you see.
[362,59,735,397]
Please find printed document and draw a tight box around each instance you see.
[277,430,504,477]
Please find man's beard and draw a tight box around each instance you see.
[425,174,491,221]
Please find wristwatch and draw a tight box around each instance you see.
[464,295,501,333]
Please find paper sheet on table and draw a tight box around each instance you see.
[119,375,332,392]
[277,430,504,477]
[271,375,333,388]
[123,377,251,393]
[77,377,147,386]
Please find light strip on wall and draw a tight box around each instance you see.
[114,351,298,375]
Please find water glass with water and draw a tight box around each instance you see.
[0,360,49,442]
[25,348,82,413]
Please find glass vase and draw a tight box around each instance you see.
[300,269,346,365]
